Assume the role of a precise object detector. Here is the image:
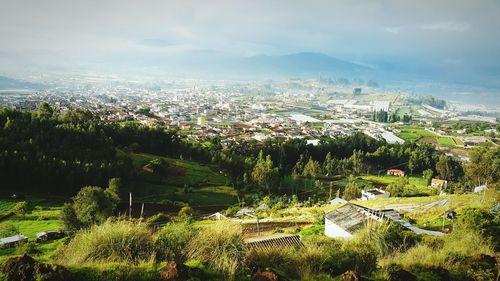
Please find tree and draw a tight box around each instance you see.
[61,203,81,231]
[343,181,361,200]
[302,157,321,178]
[465,145,499,185]
[105,178,121,210]
[71,186,116,227]
[423,169,433,186]
[251,151,279,193]
[436,155,463,181]
[435,155,452,180]
[38,102,54,118]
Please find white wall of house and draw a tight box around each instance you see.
[324,219,353,238]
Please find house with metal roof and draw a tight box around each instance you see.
[324,203,444,238]
[0,234,28,247]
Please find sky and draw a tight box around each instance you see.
[1,0,500,87]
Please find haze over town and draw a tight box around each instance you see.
[0,1,499,281]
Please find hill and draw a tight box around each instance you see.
[0,76,46,90]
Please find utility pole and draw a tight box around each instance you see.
[129,192,132,220]
[140,203,145,219]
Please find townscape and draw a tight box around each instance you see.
[1,1,499,281]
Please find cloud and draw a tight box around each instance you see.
[383,26,406,34]
[139,38,173,48]
[419,21,470,32]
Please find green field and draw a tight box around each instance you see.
[360,175,427,187]
[437,137,455,146]
[396,128,437,142]
[124,152,237,206]
[0,198,65,264]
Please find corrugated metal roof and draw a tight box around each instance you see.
[325,204,367,233]
[0,234,28,245]
[245,234,304,249]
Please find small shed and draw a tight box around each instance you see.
[36,230,65,242]
[0,234,28,247]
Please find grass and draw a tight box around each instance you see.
[360,175,427,187]
[57,220,155,265]
[396,127,437,142]
[0,199,65,265]
[121,152,238,206]
[437,137,455,146]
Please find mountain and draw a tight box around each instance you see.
[236,52,371,77]
[0,76,46,90]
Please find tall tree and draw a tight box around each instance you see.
[251,151,279,193]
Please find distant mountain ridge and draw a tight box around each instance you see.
[0,76,46,90]
[240,52,371,76]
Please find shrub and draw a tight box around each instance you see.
[186,221,244,280]
[244,247,295,274]
[0,222,19,237]
[56,220,155,264]
[456,208,500,251]
[224,206,240,217]
[145,213,171,227]
[154,222,196,262]
[178,206,195,219]
[293,246,329,278]
[14,201,33,215]
[15,241,39,256]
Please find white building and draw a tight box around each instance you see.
[361,188,390,200]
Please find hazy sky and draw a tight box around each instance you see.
[1,0,500,82]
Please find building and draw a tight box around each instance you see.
[197,116,206,126]
[473,184,488,193]
[330,197,348,205]
[361,188,390,200]
[0,234,28,247]
[324,204,368,238]
[36,231,65,242]
[431,178,448,188]
[324,203,445,238]
[387,169,405,177]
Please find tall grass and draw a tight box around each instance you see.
[185,221,244,280]
[56,220,155,265]
[154,221,195,262]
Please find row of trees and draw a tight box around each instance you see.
[1,104,496,198]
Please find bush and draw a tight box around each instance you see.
[0,222,19,237]
[14,201,33,215]
[186,221,244,280]
[244,247,295,274]
[293,246,328,278]
[224,206,240,217]
[154,222,195,262]
[15,241,39,256]
[178,206,195,219]
[145,213,171,227]
[56,220,155,264]
[457,208,500,251]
